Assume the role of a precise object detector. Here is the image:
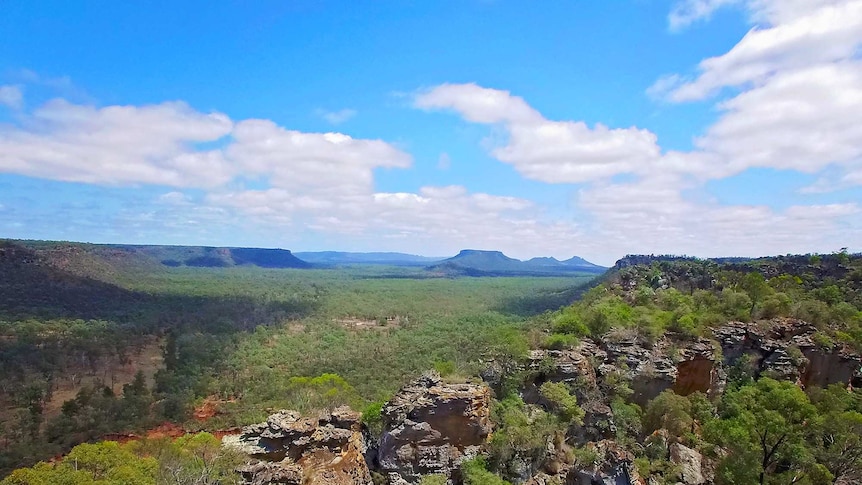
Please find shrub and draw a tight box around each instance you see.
[361,401,385,436]
[461,458,510,485]
[542,333,579,350]
[643,390,692,438]
[539,382,584,424]
[433,360,457,377]
[420,474,448,485]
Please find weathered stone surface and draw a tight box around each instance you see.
[569,401,616,446]
[597,334,721,406]
[225,406,372,485]
[568,440,642,485]
[714,318,861,388]
[669,443,705,485]
[378,372,492,484]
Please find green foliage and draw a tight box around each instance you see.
[420,475,448,485]
[538,381,584,424]
[433,360,457,377]
[486,396,559,478]
[541,333,579,350]
[361,400,385,436]
[705,378,819,485]
[571,446,600,468]
[461,458,511,485]
[610,397,643,442]
[643,390,693,438]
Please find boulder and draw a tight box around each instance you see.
[378,372,492,483]
[225,406,372,485]
[669,443,705,485]
[568,440,642,485]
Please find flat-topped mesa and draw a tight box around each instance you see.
[378,372,493,484]
[225,406,371,485]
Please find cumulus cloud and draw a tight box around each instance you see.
[0,85,23,109]
[415,83,662,183]
[578,175,860,257]
[0,99,234,187]
[315,108,357,125]
[413,0,862,258]
[227,119,411,197]
[698,62,862,176]
[0,92,592,260]
[658,1,862,102]
[6,0,862,263]
[652,0,862,189]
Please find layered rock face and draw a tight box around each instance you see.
[225,406,372,485]
[226,374,492,485]
[714,319,862,388]
[520,318,861,485]
[531,318,860,412]
[378,373,493,484]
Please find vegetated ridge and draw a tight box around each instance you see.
[428,249,606,276]
[3,241,862,485]
[3,239,311,270]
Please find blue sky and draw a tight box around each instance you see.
[1,1,861,265]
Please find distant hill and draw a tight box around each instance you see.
[294,251,445,267]
[428,249,606,276]
[120,245,311,269]
[3,240,312,273]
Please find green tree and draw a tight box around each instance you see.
[538,381,585,425]
[461,458,510,485]
[643,390,692,438]
[740,272,770,319]
[706,378,819,485]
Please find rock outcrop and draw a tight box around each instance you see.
[714,319,862,388]
[669,443,706,485]
[570,440,643,485]
[225,406,372,485]
[378,372,493,484]
[527,319,860,414]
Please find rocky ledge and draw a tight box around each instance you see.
[226,372,492,485]
[224,406,371,485]
[378,373,493,484]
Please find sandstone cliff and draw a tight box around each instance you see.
[225,406,372,485]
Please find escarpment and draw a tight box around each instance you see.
[378,373,493,483]
[225,406,372,485]
[228,373,492,485]
[223,320,859,485]
[530,318,860,409]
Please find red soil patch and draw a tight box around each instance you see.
[145,422,186,440]
[192,396,237,422]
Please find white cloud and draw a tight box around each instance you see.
[0,85,23,109]
[651,0,862,191]
[316,108,357,125]
[578,175,860,257]
[5,0,862,264]
[412,1,862,258]
[697,61,862,175]
[661,1,862,101]
[227,119,411,197]
[0,99,234,187]
[669,0,741,31]
[208,183,584,258]
[157,191,193,205]
[415,83,662,183]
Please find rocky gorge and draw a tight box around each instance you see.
[223,317,862,485]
